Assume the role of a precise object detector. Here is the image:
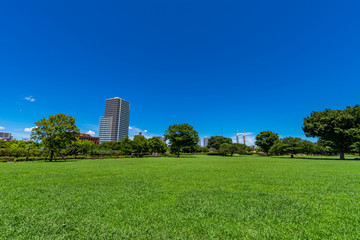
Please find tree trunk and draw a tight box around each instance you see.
[50,150,54,162]
[177,147,180,157]
[340,152,345,160]
[291,154,294,158]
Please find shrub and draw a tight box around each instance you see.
[0,157,15,162]
[0,149,10,157]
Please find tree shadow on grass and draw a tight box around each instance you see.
[280,156,360,161]
[46,159,80,163]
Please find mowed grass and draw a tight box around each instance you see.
[1,155,360,239]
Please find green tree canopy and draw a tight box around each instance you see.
[351,142,360,156]
[31,113,79,161]
[269,137,302,157]
[132,135,148,157]
[255,131,279,156]
[207,136,232,150]
[303,105,360,160]
[219,143,246,156]
[119,137,133,155]
[148,137,167,155]
[164,123,199,157]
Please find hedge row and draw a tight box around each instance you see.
[0,154,170,163]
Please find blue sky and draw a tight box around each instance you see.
[1,0,359,145]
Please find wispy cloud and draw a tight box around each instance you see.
[0,126,5,130]
[24,127,36,133]
[24,96,36,102]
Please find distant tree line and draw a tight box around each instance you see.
[255,105,360,160]
[1,105,360,162]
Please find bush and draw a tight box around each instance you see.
[14,157,47,162]
[0,157,15,162]
[0,149,10,157]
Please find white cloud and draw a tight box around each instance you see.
[24,127,36,133]
[128,126,156,139]
[25,96,36,102]
[0,126,4,130]
[86,130,95,136]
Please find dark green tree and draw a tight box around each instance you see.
[31,113,79,162]
[219,143,245,156]
[351,142,360,156]
[164,123,199,157]
[303,105,360,160]
[207,136,232,150]
[298,140,319,155]
[269,137,302,157]
[255,131,279,156]
[148,137,167,155]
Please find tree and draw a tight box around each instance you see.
[298,140,317,155]
[0,139,10,148]
[269,137,302,157]
[303,105,360,160]
[219,143,246,156]
[207,136,232,150]
[119,137,133,155]
[31,113,79,162]
[132,135,148,157]
[148,137,167,155]
[255,131,279,156]
[351,142,360,156]
[164,123,199,157]
[219,143,231,156]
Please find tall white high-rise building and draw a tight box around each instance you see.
[99,97,130,143]
[203,137,209,147]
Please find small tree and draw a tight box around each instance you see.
[132,135,148,157]
[31,113,79,162]
[164,123,199,157]
[351,142,360,156]
[119,137,133,155]
[207,136,232,150]
[299,140,317,155]
[269,137,309,157]
[148,137,167,155]
[303,105,360,160]
[255,131,279,156]
[219,143,246,156]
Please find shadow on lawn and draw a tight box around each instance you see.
[45,159,80,163]
[281,156,360,161]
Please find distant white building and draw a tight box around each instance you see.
[203,137,209,147]
[0,132,13,141]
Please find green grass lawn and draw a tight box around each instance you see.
[1,155,360,239]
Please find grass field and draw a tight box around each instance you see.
[1,155,360,239]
